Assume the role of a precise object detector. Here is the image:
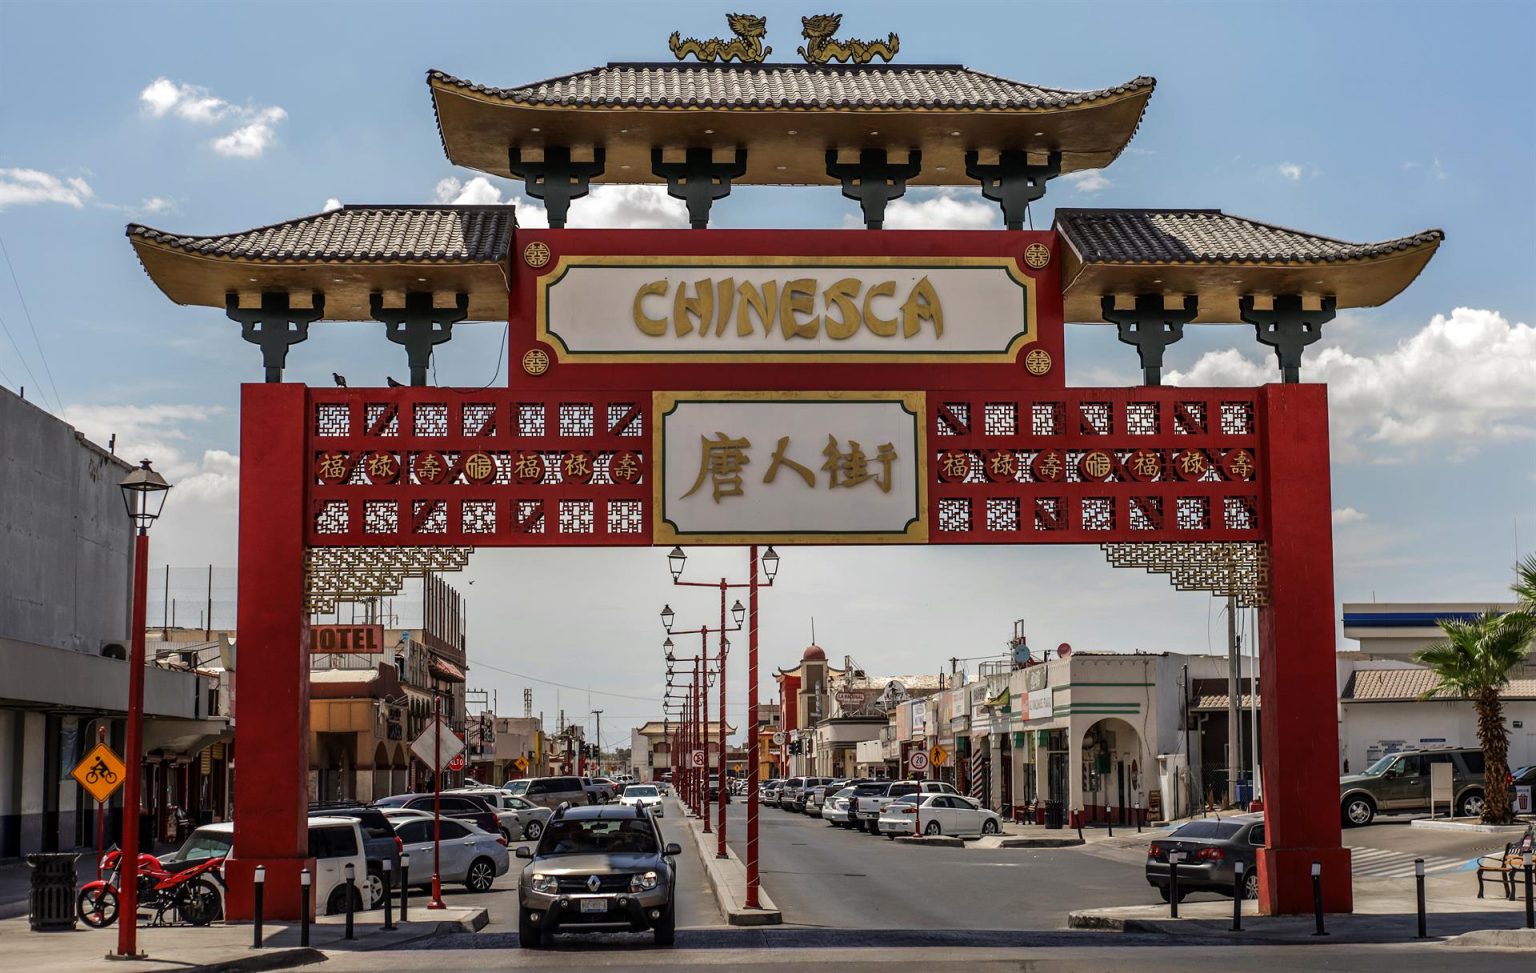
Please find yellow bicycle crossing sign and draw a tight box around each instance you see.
[72,743,127,804]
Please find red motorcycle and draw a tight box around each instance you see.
[77,848,225,928]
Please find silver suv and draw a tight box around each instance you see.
[516,804,681,948]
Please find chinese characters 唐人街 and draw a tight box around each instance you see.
[682,433,898,503]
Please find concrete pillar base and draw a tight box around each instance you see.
[1256,845,1352,915]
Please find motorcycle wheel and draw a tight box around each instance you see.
[78,886,119,928]
[176,878,222,927]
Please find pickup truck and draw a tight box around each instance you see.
[848,780,959,833]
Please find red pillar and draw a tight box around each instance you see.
[1255,382,1351,915]
[226,383,316,920]
[745,546,760,908]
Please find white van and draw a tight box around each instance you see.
[166,817,374,915]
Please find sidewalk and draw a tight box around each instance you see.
[678,799,781,926]
[0,901,484,973]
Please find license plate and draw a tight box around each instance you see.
[579,898,607,913]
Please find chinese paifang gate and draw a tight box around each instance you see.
[127,12,1440,920]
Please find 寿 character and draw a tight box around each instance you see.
[764,436,815,488]
[681,432,752,503]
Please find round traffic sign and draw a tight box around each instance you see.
[908,750,930,772]
[771,731,786,746]
[690,750,706,768]
[447,753,465,772]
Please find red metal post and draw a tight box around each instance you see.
[1255,383,1352,915]
[116,530,150,957]
[745,546,760,907]
[429,696,446,909]
[718,579,728,859]
[94,725,106,880]
[701,628,711,833]
[226,383,314,920]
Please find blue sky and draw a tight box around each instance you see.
[3,1,1533,742]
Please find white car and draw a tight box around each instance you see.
[165,818,376,915]
[391,816,510,892]
[618,783,665,817]
[877,794,1003,839]
[821,787,857,828]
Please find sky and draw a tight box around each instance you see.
[2,0,1533,751]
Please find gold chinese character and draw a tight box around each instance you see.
[764,436,815,488]
[1035,451,1062,481]
[564,452,592,479]
[1227,450,1253,478]
[366,452,397,480]
[1130,451,1161,479]
[1179,450,1209,477]
[415,453,443,482]
[940,451,970,481]
[464,452,494,481]
[989,451,1016,480]
[317,452,347,480]
[681,433,752,503]
[823,436,895,492]
[514,453,543,480]
[611,452,640,483]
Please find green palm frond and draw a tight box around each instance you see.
[1414,611,1536,701]
[1515,553,1536,611]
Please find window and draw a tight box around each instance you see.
[439,798,475,812]
[167,829,233,863]
[1393,755,1425,777]
[526,780,549,795]
[438,820,469,840]
[1172,821,1242,840]
[556,778,582,790]
[395,821,429,844]
[310,825,358,859]
[1459,751,1485,775]
[1248,825,1266,846]
[538,817,659,856]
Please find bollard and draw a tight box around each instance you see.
[1107,809,1114,838]
[1169,852,1181,919]
[1414,858,1426,939]
[1135,802,1142,834]
[344,862,356,941]
[1311,861,1327,936]
[1231,860,1244,931]
[252,865,265,949]
[400,853,410,923]
[299,868,311,948]
[1075,809,1084,843]
[1525,854,1534,930]
[382,859,395,931]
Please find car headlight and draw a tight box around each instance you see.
[629,871,659,892]
[531,873,558,894]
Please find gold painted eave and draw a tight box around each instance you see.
[429,78,1152,185]
[129,238,511,321]
[1060,241,1441,324]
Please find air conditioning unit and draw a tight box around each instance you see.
[99,639,128,660]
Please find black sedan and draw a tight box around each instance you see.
[1146,815,1264,902]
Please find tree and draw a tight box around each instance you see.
[1515,554,1536,611]
[1415,607,1536,823]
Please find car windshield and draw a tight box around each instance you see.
[166,829,232,863]
[1171,821,1244,840]
[1362,754,1398,776]
[833,788,854,798]
[503,781,529,796]
[538,817,659,856]
[627,786,658,797]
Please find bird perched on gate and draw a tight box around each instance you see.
[332,372,347,388]
[386,376,403,388]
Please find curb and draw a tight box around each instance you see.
[997,837,1085,848]
[1410,818,1533,834]
[685,813,782,926]
[893,835,964,848]
[183,947,326,973]
[1444,928,1536,948]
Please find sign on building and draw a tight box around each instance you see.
[311,624,386,653]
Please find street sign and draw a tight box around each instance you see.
[835,691,865,709]
[409,717,465,770]
[513,756,529,773]
[72,743,127,804]
[929,744,949,767]
[908,750,930,772]
[771,731,786,746]
[447,753,465,773]
[690,750,706,768]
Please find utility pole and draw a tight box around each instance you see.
[591,709,603,774]
[1226,593,1242,808]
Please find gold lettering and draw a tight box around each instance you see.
[822,277,863,340]
[736,280,779,337]
[632,280,668,336]
[901,276,943,338]
[674,278,713,337]
[779,278,819,340]
[863,280,898,337]
[714,277,736,337]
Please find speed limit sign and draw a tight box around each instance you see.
[908,750,930,772]
[771,731,786,746]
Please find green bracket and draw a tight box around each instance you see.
[508,146,606,228]
[651,147,748,229]
[965,150,1061,230]
[224,291,324,383]
[1240,294,1336,383]
[825,149,921,229]
[1100,294,1199,386]
[370,291,468,387]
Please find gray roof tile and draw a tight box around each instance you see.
[1055,209,1444,265]
[126,205,515,264]
[429,64,1155,111]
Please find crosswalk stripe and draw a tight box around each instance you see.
[1346,846,1469,878]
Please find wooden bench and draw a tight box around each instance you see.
[1476,830,1534,900]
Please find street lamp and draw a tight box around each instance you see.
[761,545,779,581]
[116,459,172,958]
[667,546,687,581]
[732,600,746,626]
[660,604,675,633]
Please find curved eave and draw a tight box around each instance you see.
[127,235,511,321]
[428,73,1152,186]
[1060,238,1442,324]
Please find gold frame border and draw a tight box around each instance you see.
[651,389,930,545]
[534,254,1037,364]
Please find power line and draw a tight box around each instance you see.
[0,233,62,411]
[0,305,43,404]
[466,656,658,702]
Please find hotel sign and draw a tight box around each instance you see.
[536,256,1036,362]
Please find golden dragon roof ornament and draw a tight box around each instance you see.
[669,13,771,63]
[797,14,899,65]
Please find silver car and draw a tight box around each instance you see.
[392,816,509,892]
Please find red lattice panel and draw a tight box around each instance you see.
[306,389,650,547]
[927,388,1263,544]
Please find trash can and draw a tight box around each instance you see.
[1235,781,1253,807]
[1044,800,1065,830]
[26,853,79,931]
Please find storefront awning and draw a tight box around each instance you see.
[431,657,466,683]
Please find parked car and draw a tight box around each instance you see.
[392,815,509,892]
[1339,746,1487,826]
[1146,815,1265,901]
[821,787,858,828]
[502,779,531,798]
[515,804,681,948]
[619,783,665,817]
[762,780,783,807]
[372,792,501,838]
[164,818,373,916]
[876,794,1003,839]
[850,780,959,833]
[307,803,403,907]
[378,807,434,826]
[706,776,732,803]
[583,777,618,804]
[806,779,868,817]
[777,777,807,810]
[448,787,541,841]
[522,776,593,810]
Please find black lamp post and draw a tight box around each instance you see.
[116,459,171,958]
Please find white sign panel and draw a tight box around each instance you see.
[409,717,465,770]
[537,256,1036,362]
[1027,689,1053,722]
[655,391,928,543]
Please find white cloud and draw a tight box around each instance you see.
[140,77,286,158]
[138,196,175,215]
[435,175,505,206]
[1165,307,1536,460]
[322,198,343,213]
[1062,169,1111,194]
[1403,159,1449,182]
[430,177,685,229]
[851,189,995,230]
[1277,163,1303,181]
[0,168,94,209]
[1332,507,1368,525]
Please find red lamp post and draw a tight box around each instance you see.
[117,459,172,958]
[662,621,738,826]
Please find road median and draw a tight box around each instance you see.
[681,804,781,926]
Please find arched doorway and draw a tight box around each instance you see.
[391,744,409,796]
[1081,718,1144,826]
[370,743,390,801]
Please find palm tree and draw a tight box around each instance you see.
[1515,554,1536,611]
[1415,609,1536,823]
